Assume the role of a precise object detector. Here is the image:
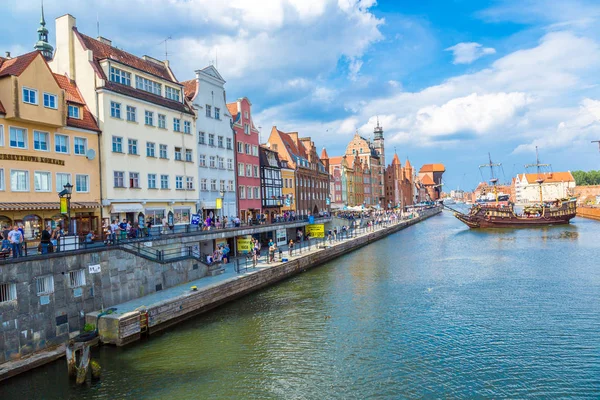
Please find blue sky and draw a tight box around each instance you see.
[3,0,600,191]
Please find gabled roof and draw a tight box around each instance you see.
[75,30,177,83]
[405,158,412,168]
[181,79,197,100]
[419,163,445,173]
[53,73,100,132]
[0,51,40,77]
[523,172,574,183]
[320,147,329,159]
[392,153,400,165]
[198,65,225,82]
[421,175,435,185]
[226,102,238,121]
[53,73,85,104]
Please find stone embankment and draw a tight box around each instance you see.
[577,206,600,221]
[90,207,441,347]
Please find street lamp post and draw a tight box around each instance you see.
[59,182,73,235]
[219,190,225,227]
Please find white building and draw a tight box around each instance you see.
[50,15,198,228]
[514,172,575,203]
[182,66,237,221]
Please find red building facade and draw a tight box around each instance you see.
[228,97,261,221]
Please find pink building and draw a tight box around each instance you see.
[227,98,261,221]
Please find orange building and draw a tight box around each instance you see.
[384,154,414,209]
[418,163,445,200]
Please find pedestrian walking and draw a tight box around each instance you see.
[8,226,23,258]
[288,239,294,257]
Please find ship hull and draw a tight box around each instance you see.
[456,214,575,229]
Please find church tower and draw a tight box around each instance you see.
[34,1,54,61]
[373,118,385,203]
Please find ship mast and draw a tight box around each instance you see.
[524,146,550,204]
[479,153,501,203]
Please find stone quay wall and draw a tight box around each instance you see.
[577,206,600,221]
[96,208,442,347]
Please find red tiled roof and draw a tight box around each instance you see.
[405,158,412,168]
[52,72,100,132]
[0,100,5,114]
[53,73,85,104]
[419,163,446,173]
[103,82,194,115]
[320,147,329,159]
[328,156,343,165]
[75,30,176,83]
[392,153,400,165]
[68,107,101,132]
[421,175,435,185]
[0,51,40,77]
[181,79,197,100]
[226,102,238,120]
[523,172,574,183]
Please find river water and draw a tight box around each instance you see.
[2,211,600,399]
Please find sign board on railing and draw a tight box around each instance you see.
[306,224,324,238]
[89,264,101,274]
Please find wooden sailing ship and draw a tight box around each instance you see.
[449,151,577,229]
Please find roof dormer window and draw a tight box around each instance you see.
[68,105,80,119]
[110,66,131,86]
[165,86,181,102]
[136,76,161,96]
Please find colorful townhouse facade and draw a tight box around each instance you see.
[228,98,261,221]
[384,154,414,209]
[259,145,284,222]
[0,49,101,241]
[50,14,198,228]
[267,127,329,216]
[183,66,237,221]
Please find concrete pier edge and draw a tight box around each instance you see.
[0,207,441,381]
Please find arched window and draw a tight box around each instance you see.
[22,214,42,240]
[0,215,12,231]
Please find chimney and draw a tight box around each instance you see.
[54,14,77,80]
[4,51,10,59]
[97,36,112,46]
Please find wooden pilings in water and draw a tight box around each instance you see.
[66,340,101,385]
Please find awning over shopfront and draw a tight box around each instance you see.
[110,203,145,213]
[0,202,101,211]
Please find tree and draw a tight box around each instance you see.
[572,170,600,185]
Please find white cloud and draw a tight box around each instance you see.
[348,58,363,81]
[312,86,337,103]
[445,42,496,64]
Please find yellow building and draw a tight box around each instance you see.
[0,51,101,242]
[280,163,296,213]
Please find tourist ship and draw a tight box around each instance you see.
[448,152,577,229]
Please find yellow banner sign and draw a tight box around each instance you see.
[216,198,222,210]
[236,235,253,253]
[60,197,68,214]
[306,224,325,238]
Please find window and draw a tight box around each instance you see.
[11,170,29,191]
[175,176,183,190]
[185,149,193,162]
[110,101,121,118]
[246,164,252,177]
[0,124,4,147]
[245,144,251,154]
[186,177,194,190]
[238,163,244,176]
[22,87,38,105]
[227,158,233,170]
[209,156,216,168]
[184,121,191,134]
[75,174,89,192]
[34,171,51,192]
[74,137,87,155]
[174,208,191,224]
[114,171,125,188]
[244,124,250,134]
[210,179,217,191]
[252,145,259,156]
[56,173,71,192]
[253,165,259,178]
[226,137,232,149]
[173,118,181,132]
[0,168,4,191]
[215,107,220,119]
[248,186,253,199]
[33,131,49,151]
[148,174,157,189]
[126,106,136,122]
[0,283,17,303]
[208,134,215,146]
[220,180,225,192]
[228,180,234,191]
[146,142,156,157]
[237,141,243,153]
[9,127,27,148]
[165,86,181,101]
[110,67,131,85]
[68,105,80,119]
[199,132,205,144]
[200,179,207,191]
[158,114,166,129]
[43,93,57,109]
[175,147,182,161]
[146,209,165,225]
[136,76,162,95]
[218,157,224,169]
[55,134,69,153]
[145,110,154,126]
[69,270,86,288]
[253,186,260,199]
[36,275,54,295]
[205,104,212,118]
[239,186,245,199]
[159,144,168,159]
[218,136,224,148]
[244,111,249,119]
[199,154,206,167]
[128,139,138,155]
[130,172,140,188]
[160,174,169,189]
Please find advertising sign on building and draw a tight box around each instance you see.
[191,214,201,225]
[306,224,325,238]
[276,229,287,246]
[216,198,223,210]
[236,235,253,253]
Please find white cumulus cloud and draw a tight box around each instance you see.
[445,42,496,64]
